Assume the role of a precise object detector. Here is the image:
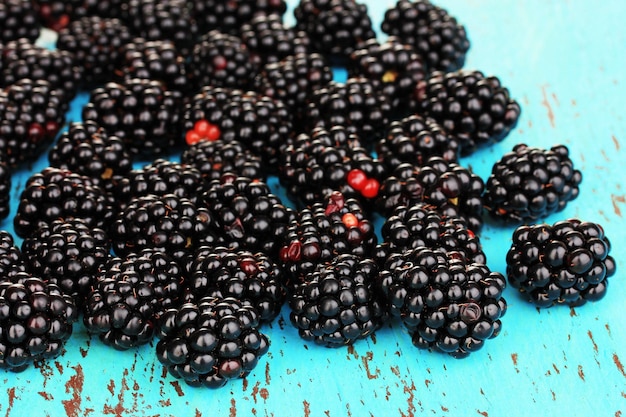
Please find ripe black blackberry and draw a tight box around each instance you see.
[294,0,376,61]
[279,126,386,208]
[254,52,333,129]
[190,0,287,37]
[305,77,392,145]
[32,0,125,31]
[123,0,199,56]
[82,79,183,156]
[376,158,485,232]
[83,249,185,350]
[48,121,134,194]
[109,193,220,267]
[0,79,68,166]
[183,86,293,171]
[381,0,469,73]
[0,230,26,279]
[506,219,616,308]
[378,247,507,358]
[376,114,460,172]
[0,0,40,43]
[181,139,266,183]
[289,254,385,347]
[156,296,270,388]
[56,16,133,87]
[380,203,486,266]
[0,275,78,372]
[0,161,10,220]
[191,30,258,91]
[484,144,582,224]
[0,38,83,98]
[348,37,427,115]
[414,69,521,155]
[201,175,296,259]
[21,218,111,306]
[14,167,116,239]
[187,246,287,323]
[240,13,311,68]
[279,191,377,288]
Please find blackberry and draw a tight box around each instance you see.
[240,13,311,68]
[279,126,386,208]
[32,0,126,31]
[348,37,427,115]
[14,167,116,239]
[0,162,10,220]
[109,193,220,267]
[83,249,185,350]
[0,0,40,43]
[305,77,392,145]
[484,144,582,224]
[190,0,287,36]
[0,230,26,279]
[48,121,134,193]
[0,38,83,98]
[378,247,506,358]
[183,86,293,171]
[279,191,377,288]
[0,275,78,372]
[187,246,287,323]
[376,114,460,172]
[294,0,376,61]
[506,219,616,307]
[201,175,296,259]
[21,218,111,306]
[376,158,485,232]
[156,297,270,388]
[56,16,133,87]
[288,254,385,347]
[414,70,521,155]
[123,0,199,56]
[82,79,183,156]
[181,139,266,183]
[380,203,486,266]
[0,79,68,166]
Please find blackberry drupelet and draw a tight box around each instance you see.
[0,230,26,279]
[21,218,111,306]
[83,249,185,350]
[201,175,296,259]
[484,144,582,224]
[376,157,485,232]
[0,0,40,43]
[82,79,183,156]
[109,193,220,267]
[56,16,133,87]
[380,203,486,266]
[191,30,258,91]
[0,79,68,166]
[279,191,377,288]
[506,219,616,307]
[305,77,392,145]
[0,275,78,372]
[381,0,469,73]
[279,126,386,208]
[0,38,83,98]
[378,247,506,358]
[348,37,427,115]
[288,254,385,347]
[376,114,460,172]
[294,0,376,60]
[48,121,134,193]
[415,69,521,155]
[181,139,266,183]
[0,162,10,220]
[156,297,270,388]
[190,0,287,36]
[187,246,287,323]
[14,167,115,239]
[254,52,333,129]
[183,86,293,171]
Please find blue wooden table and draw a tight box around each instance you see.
[2,1,625,416]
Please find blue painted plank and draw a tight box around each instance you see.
[2,1,626,416]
